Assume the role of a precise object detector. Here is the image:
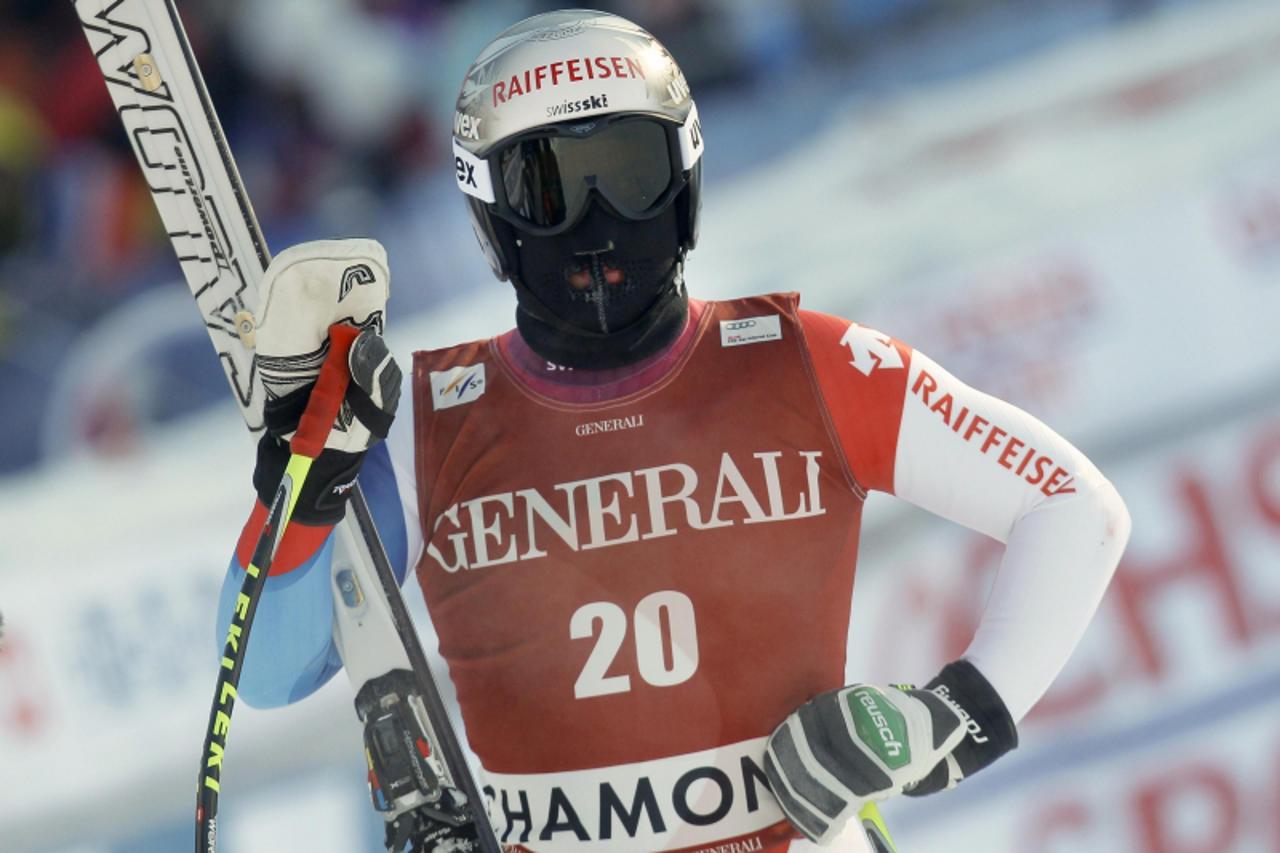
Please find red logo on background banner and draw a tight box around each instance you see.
[0,628,47,737]
[1219,182,1280,264]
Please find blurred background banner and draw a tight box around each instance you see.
[2,0,1279,851]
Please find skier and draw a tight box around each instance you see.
[221,10,1130,852]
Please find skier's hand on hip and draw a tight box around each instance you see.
[250,239,400,524]
[764,660,1017,845]
[900,660,1019,797]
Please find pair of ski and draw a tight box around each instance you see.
[72,2,898,851]
[71,2,496,850]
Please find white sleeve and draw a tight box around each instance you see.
[892,349,1131,722]
[385,357,424,573]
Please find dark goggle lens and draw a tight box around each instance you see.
[498,120,674,228]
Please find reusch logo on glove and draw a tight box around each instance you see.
[848,687,910,769]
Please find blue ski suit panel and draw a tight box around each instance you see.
[215,441,410,708]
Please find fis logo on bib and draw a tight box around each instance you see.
[431,364,486,410]
[720,315,782,347]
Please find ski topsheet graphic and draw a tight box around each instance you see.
[73,2,501,851]
[77,0,267,426]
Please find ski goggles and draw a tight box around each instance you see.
[454,104,703,235]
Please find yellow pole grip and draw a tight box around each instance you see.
[859,802,898,852]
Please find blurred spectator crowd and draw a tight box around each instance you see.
[0,0,1188,472]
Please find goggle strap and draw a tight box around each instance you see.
[678,102,705,170]
[453,140,495,203]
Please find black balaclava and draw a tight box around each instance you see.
[507,196,689,370]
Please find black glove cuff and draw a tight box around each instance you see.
[253,431,365,526]
[253,431,290,502]
[263,383,315,437]
[927,659,1018,777]
[904,659,1018,797]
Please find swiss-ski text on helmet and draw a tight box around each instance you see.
[546,94,609,118]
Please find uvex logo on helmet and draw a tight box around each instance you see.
[453,111,482,141]
[456,157,477,189]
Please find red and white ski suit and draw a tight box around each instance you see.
[368,293,1129,852]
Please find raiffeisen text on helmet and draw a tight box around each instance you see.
[492,57,645,107]
[452,10,697,165]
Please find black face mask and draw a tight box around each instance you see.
[508,199,689,370]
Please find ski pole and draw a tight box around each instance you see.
[196,323,360,853]
[860,802,898,852]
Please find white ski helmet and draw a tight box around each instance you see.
[452,9,704,282]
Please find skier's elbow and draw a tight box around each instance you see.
[237,644,343,709]
[1077,474,1131,564]
[215,544,342,709]
[1098,477,1131,550]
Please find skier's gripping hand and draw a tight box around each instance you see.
[764,660,1018,846]
[250,239,401,525]
[254,239,392,450]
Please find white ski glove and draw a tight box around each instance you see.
[248,239,401,525]
[763,683,966,846]
[252,238,393,454]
